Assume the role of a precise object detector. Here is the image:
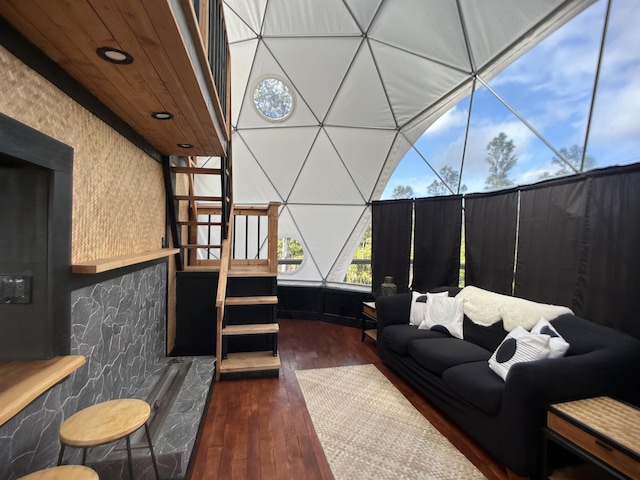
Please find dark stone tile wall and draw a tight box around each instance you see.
[0,263,213,480]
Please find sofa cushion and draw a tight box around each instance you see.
[531,317,570,358]
[418,294,465,339]
[462,316,507,352]
[488,326,552,380]
[381,324,448,356]
[442,361,505,415]
[408,338,492,376]
[410,290,448,326]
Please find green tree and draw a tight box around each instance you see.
[485,132,517,190]
[392,185,414,199]
[552,145,595,175]
[426,166,467,196]
[345,224,372,284]
[278,237,303,273]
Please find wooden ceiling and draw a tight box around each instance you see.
[0,0,228,157]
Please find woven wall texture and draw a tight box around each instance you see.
[0,46,165,263]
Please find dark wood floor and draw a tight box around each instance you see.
[188,318,511,480]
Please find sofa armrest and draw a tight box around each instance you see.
[504,347,640,410]
[375,293,412,334]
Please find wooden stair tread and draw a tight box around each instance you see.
[222,324,279,335]
[175,195,223,202]
[226,295,278,306]
[228,264,277,277]
[172,166,222,175]
[220,351,280,374]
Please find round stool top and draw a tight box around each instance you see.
[60,398,150,447]
[19,465,99,480]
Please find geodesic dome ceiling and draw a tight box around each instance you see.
[219,0,595,285]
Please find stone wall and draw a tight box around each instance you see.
[0,264,167,479]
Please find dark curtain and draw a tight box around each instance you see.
[514,177,588,307]
[575,165,640,338]
[412,196,462,292]
[464,189,518,294]
[371,199,413,296]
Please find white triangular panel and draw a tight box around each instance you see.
[223,6,259,43]
[265,37,362,122]
[229,39,258,126]
[224,0,267,37]
[326,205,370,283]
[236,42,319,128]
[324,45,396,128]
[277,206,322,281]
[288,204,365,280]
[371,134,413,200]
[262,0,361,37]
[344,0,384,32]
[369,0,470,71]
[325,127,397,201]
[288,129,363,204]
[239,127,318,200]
[371,40,470,127]
[461,0,565,69]
[231,133,282,204]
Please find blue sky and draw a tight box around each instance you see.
[382,0,640,199]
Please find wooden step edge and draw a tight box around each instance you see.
[222,324,279,335]
[175,195,223,202]
[180,244,223,249]
[219,351,280,374]
[225,295,278,306]
[172,166,222,175]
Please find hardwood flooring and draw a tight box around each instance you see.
[188,318,511,480]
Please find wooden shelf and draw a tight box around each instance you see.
[0,355,85,426]
[72,248,179,274]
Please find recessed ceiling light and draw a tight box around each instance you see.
[97,47,133,65]
[177,143,194,149]
[152,111,174,120]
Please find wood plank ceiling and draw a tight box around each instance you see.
[0,0,228,157]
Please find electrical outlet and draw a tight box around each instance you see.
[0,275,32,304]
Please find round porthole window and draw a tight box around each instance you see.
[253,77,294,121]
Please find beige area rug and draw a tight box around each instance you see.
[295,364,487,480]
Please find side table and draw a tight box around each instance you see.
[540,396,640,479]
[361,301,376,342]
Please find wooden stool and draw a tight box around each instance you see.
[57,399,159,480]
[19,465,98,480]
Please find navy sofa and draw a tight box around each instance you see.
[376,287,640,478]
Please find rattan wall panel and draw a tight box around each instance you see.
[0,46,165,263]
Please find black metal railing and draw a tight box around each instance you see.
[209,0,228,121]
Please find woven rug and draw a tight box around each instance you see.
[295,364,487,480]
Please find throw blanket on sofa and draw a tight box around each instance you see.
[456,286,574,331]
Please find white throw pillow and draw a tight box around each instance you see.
[418,294,464,339]
[409,290,447,326]
[531,317,570,358]
[489,326,552,380]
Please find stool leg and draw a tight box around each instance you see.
[126,434,135,480]
[144,422,161,480]
[57,444,66,465]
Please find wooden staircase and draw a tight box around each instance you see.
[166,159,281,381]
